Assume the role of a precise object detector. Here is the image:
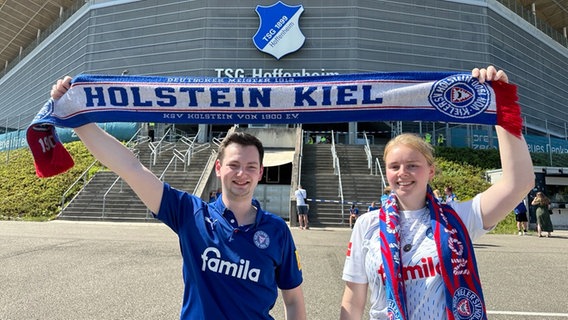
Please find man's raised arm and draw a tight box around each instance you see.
[52,76,164,213]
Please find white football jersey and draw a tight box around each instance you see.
[343,194,488,320]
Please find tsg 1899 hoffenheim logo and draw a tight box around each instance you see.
[252,1,305,60]
[428,75,491,119]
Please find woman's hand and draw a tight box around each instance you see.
[472,66,509,84]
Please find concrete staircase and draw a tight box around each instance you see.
[300,143,386,227]
[58,141,213,222]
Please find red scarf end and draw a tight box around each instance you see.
[493,81,522,138]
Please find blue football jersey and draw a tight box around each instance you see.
[156,183,303,319]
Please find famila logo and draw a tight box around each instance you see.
[201,247,261,282]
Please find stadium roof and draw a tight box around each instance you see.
[0,0,77,69]
[518,0,568,31]
[1,0,567,71]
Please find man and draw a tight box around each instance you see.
[348,204,360,229]
[295,185,309,230]
[514,200,529,235]
[50,76,306,320]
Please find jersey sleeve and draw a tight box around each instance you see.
[449,194,489,241]
[154,183,201,234]
[342,213,372,284]
[275,220,303,290]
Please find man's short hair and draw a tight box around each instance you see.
[217,132,264,165]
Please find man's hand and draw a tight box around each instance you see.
[51,76,72,99]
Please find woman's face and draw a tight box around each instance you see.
[385,144,435,210]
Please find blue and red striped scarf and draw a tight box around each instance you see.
[380,186,486,320]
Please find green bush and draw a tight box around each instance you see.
[431,147,516,234]
[0,142,101,220]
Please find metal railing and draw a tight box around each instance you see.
[59,160,99,214]
[102,174,123,219]
[148,127,176,168]
[375,158,387,190]
[102,149,139,218]
[363,132,373,175]
[330,130,345,224]
[362,132,387,191]
[60,127,144,217]
[193,151,218,195]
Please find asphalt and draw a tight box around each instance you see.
[1,221,567,320]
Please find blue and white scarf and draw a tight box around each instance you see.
[380,186,487,320]
[27,72,521,177]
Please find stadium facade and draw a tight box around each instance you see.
[0,0,567,151]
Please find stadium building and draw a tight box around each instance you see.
[1,0,567,225]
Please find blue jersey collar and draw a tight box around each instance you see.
[212,197,264,230]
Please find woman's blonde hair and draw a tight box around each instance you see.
[383,133,435,166]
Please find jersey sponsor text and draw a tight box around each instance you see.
[201,247,261,282]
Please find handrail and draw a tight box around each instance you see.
[193,150,218,195]
[60,160,100,213]
[101,148,139,217]
[125,127,143,147]
[330,130,345,225]
[149,127,175,167]
[102,174,122,218]
[158,156,178,180]
[212,137,223,147]
[298,128,304,187]
[363,132,373,175]
[375,158,387,190]
[61,126,144,217]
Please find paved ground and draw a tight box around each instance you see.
[1,221,567,319]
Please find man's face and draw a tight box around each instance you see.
[215,143,263,202]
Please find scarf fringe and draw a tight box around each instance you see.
[494,81,522,138]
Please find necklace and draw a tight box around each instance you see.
[401,207,429,253]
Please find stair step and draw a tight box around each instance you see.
[58,141,213,222]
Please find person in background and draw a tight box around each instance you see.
[367,201,379,212]
[208,190,217,203]
[444,185,458,203]
[340,66,534,320]
[513,200,529,236]
[437,133,446,146]
[295,184,310,230]
[424,132,432,144]
[433,189,443,203]
[50,76,306,320]
[531,192,553,238]
[380,187,391,207]
[148,122,155,142]
[349,204,360,229]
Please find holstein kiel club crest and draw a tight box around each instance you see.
[253,1,305,60]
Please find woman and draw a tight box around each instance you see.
[444,186,458,203]
[340,66,534,320]
[433,189,443,203]
[531,192,553,237]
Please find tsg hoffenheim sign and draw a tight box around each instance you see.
[252,1,305,60]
